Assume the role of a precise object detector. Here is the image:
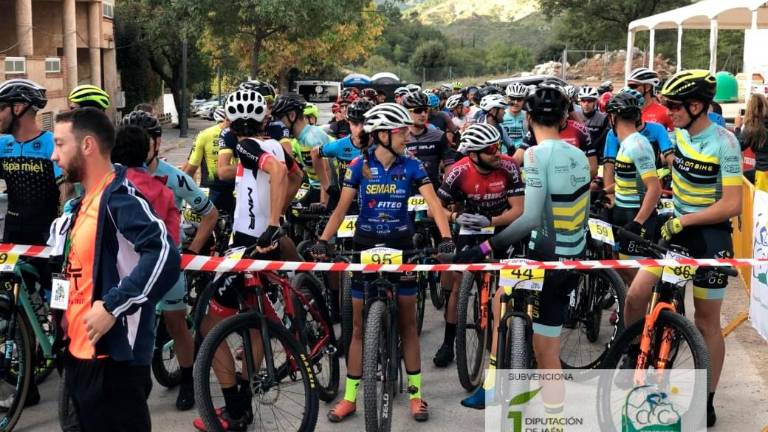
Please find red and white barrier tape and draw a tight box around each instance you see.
[2,243,767,273]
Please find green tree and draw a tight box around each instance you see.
[410,40,449,79]
[485,43,534,74]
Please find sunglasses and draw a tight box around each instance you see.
[509,98,524,103]
[389,127,408,135]
[479,143,500,155]
[408,107,428,114]
[662,99,686,111]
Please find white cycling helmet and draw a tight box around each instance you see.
[628,67,660,87]
[363,102,413,133]
[578,86,599,100]
[479,94,508,112]
[445,94,464,110]
[225,89,267,122]
[394,87,410,97]
[563,85,578,100]
[505,82,529,98]
[213,107,227,122]
[406,83,422,92]
[457,123,501,154]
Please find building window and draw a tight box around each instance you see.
[45,58,61,73]
[4,57,26,75]
[103,1,114,19]
[41,112,54,131]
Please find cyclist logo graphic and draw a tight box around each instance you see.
[622,385,682,431]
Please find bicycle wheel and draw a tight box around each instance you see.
[58,369,80,431]
[28,291,56,385]
[291,272,340,403]
[363,300,395,432]
[192,280,218,352]
[560,269,626,370]
[597,310,710,431]
[340,271,353,358]
[0,310,33,432]
[194,312,319,432]
[456,272,488,391]
[428,270,445,310]
[416,275,426,336]
[497,315,532,405]
[151,312,182,388]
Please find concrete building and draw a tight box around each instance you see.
[0,0,120,127]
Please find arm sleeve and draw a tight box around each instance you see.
[603,132,619,163]
[343,157,363,189]
[236,139,268,172]
[319,140,340,158]
[179,172,214,215]
[188,132,205,166]
[411,158,433,188]
[102,192,181,318]
[653,123,674,156]
[719,130,743,186]
[502,158,525,196]
[490,148,547,252]
[632,141,659,180]
[437,165,462,204]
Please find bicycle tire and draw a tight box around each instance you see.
[57,369,80,431]
[340,271,353,358]
[194,312,319,432]
[291,272,340,403]
[151,313,182,388]
[505,316,531,370]
[428,270,445,309]
[416,277,426,336]
[456,272,488,391]
[363,300,395,432]
[192,280,218,352]
[560,269,626,370]
[597,310,710,431]
[3,292,56,387]
[0,310,33,432]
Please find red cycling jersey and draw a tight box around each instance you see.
[642,100,673,131]
[437,154,524,216]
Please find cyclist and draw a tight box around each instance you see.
[626,70,742,427]
[628,67,673,131]
[478,94,514,157]
[271,94,334,212]
[445,94,468,129]
[601,93,662,287]
[67,84,111,111]
[451,81,463,95]
[432,123,524,368]
[598,80,614,113]
[0,78,64,408]
[502,83,529,151]
[310,102,455,423]
[401,91,456,185]
[394,86,410,104]
[329,93,354,139]
[427,93,455,135]
[238,80,287,141]
[578,86,610,163]
[455,85,590,418]
[312,98,373,209]
[304,103,320,126]
[184,107,236,214]
[193,89,300,431]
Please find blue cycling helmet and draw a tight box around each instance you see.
[427,93,440,109]
[618,87,645,108]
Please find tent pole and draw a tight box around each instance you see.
[649,28,656,69]
[677,24,683,73]
[709,18,719,74]
[625,30,635,87]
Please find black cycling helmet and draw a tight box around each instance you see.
[270,94,307,118]
[0,79,47,110]
[238,80,276,100]
[362,88,378,101]
[660,69,716,103]
[121,110,162,138]
[524,85,569,118]
[400,91,429,109]
[605,92,641,120]
[346,99,375,122]
[478,85,502,99]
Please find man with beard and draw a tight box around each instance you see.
[50,107,179,431]
[400,91,456,185]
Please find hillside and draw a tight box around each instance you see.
[404,0,539,25]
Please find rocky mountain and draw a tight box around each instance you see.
[403,0,539,25]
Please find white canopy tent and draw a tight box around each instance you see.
[626,0,768,93]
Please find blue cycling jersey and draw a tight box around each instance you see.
[319,135,361,184]
[0,131,63,230]
[501,111,526,149]
[153,160,213,242]
[343,148,431,242]
[604,121,672,168]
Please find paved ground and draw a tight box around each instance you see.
[9,115,768,431]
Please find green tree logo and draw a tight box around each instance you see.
[507,387,543,432]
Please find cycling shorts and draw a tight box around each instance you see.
[350,239,417,300]
[157,273,187,312]
[666,221,733,300]
[612,207,659,260]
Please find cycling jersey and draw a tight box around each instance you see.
[521,120,596,159]
[501,111,527,150]
[438,155,524,216]
[295,125,334,187]
[613,132,658,209]
[486,121,514,156]
[670,123,742,216]
[406,127,453,185]
[153,160,213,244]
[428,111,456,133]
[0,131,63,242]
[642,101,673,131]
[266,119,290,141]
[493,139,591,258]
[598,92,612,113]
[188,124,224,188]
[318,135,361,182]
[343,149,431,243]
[451,115,468,130]
[232,138,286,238]
[328,120,351,139]
[582,110,610,163]
[604,121,672,169]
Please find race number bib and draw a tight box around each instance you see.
[499,259,545,292]
[662,251,697,285]
[295,184,310,201]
[657,198,674,216]
[361,247,403,265]
[458,226,495,236]
[407,195,428,212]
[0,253,19,273]
[337,215,358,238]
[224,246,247,261]
[183,207,203,223]
[588,218,615,245]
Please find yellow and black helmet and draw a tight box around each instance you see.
[68,84,110,110]
[660,69,716,102]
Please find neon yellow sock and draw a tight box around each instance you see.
[483,355,497,390]
[407,371,422,400]
[343,376,361,403]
